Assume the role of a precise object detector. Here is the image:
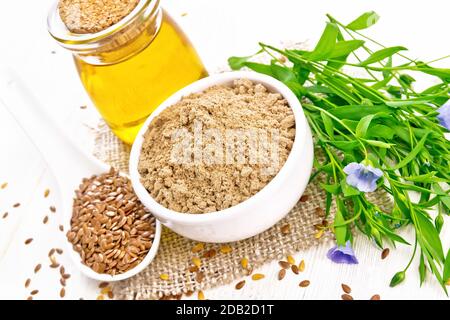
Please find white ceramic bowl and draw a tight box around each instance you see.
[130,71,314,243]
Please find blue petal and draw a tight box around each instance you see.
[438,100,450,130]
[327,241,359,264]
[343,162,362,175]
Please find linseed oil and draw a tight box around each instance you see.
[74,13,207,144]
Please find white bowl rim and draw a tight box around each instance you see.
[129,71,307,225]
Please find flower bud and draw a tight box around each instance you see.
[390,271,406,287]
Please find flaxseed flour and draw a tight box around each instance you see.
[138,79,296,214]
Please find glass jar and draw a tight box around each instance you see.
[48,0,207,144]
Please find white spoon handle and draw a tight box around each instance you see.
[0,67,106,195]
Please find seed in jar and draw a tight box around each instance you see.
[68,168,155,275]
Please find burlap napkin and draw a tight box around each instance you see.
[93,122,392,300]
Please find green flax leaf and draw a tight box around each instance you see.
[360,46,408,66]
[346,11,380,31]
[307,22,339,61]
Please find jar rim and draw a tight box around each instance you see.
[47,0,159,45]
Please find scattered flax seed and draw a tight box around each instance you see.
[281,224,291,235]
[43,216,49,224]
[25,238,33,245]
[30,290,39,296]
[299,260,305,272]
[196,271,205,283]
[48,249,56,257]
[62,273,71,280]
[341,284,351,294]
[278,261,290,269]
[188,266,199,273]
[191,243,204,253]
[381,248,390,260]
[2,212,8,219]
[27,296,33,300]
[160,274,169,281]
[235,280,246,290]
[60,288,66,298]
[192,257,202,268]
[34,264,42,274]
[58,225,64,232]
[50,206,56,213]
[278,269,286,281]
[341,294,353,300]
[25,278,31,288]
[60,266,65,275]
[291,265,299,275]
[97,295,104,300]
[287,255,295,265]
[80,105,87,109]
[315,207,325,217]
[203,249,217,258]
[185,290,194,297]
[241,258,249,269]
[99,282,109,289]
[60,278,66,287]
[300,195,309,202]
[251,273,265,281]
[314,229,324,239]
[198,290,205,300]
[370,294,381,300]
[1,182,7,189]
[278,55,287,63]
[299,280,310,288]
[244,267,253,276]
[220,245,232,254]
[101,287,111,295]
[181,12,188,17]
[56,248,63,255]
[44,189,50,198]
[50,263,60,269]
[108,291,114,299]
[13,203,21,208]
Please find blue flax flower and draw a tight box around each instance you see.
[437,100,450,130]
[327,241,359,264]
[343,162,383,193]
